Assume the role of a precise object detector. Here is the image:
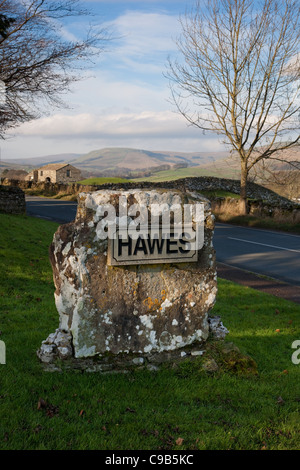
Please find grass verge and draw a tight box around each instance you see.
[0,212,299,450]
[216,213,300,234]
[198,190,300,234]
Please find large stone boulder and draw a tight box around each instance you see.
[37,188,218,370]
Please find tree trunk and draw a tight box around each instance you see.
[240,162,248,215]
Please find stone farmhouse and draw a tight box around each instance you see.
[25,163,82,184]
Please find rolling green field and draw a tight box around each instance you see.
[78,177,132,185]
[0,212,299,450]
[133,166,240,182]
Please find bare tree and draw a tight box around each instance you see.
[167,0,300,213]
[0,0,108,137]
[251,157,300,199]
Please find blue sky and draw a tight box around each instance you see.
[2,0,224,160]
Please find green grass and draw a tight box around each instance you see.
[198,190,241,199]
[0,212,299,450]
[132,166,239,182]
[78,177,132,185]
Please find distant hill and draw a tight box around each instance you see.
[1,148,229,176]
[7,153,82,166]
[1,146,299,183]
[0,160,29,171]
[0,153,84,176]
[66,148,230,176]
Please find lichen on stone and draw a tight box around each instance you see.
[38,188,219,370]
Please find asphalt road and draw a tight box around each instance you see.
[214,223,300,286]
[25,196,300,286]
[26,195,78,224]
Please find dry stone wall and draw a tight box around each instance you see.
[97,176,299,210]
[1,175,299,210]
[2,175,298,223]
[0,179,91,195]
[98,177,300,223]
[0,185,26,214]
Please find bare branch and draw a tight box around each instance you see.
[0,0,110,137]
[166,0,300,212]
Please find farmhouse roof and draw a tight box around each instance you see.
[38,163,69,171]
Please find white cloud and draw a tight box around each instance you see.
[1,108,222,159]
[16,110,193,139]
[101,10,179,75]
[69,71,169,114]
[1,6,225,159]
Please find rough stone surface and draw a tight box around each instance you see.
[3,175,299,226]
[3,175,299,210]
[38,188,218,370]
[25,164,82,184]
[208,316,229,339]
[202,358,219,373]
[0,185,26,214]
[37,329,73,363]
[92,176,300,210]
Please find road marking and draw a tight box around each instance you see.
[228,237,300,253]
[216,222,300,238]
